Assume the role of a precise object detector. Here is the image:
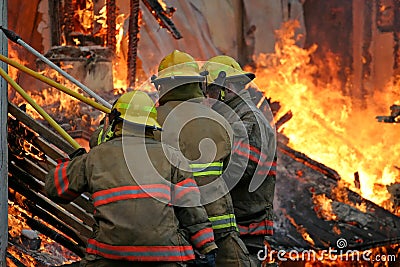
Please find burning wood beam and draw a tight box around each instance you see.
[106,0,117,52]
[128,0,140,88]
[64,0,75,46]
[48,0,62,46]
[8,103,75,155]
[6,251,26,267]
[141,0,182,39]
[6,103,97,264]
[275,110,293,131]
[376,104,400,123]
[269,147,400,253]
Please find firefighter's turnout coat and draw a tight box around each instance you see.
[214,89,277,237]
[45,130,217,263]
[156,88,254,266]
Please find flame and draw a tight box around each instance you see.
[74,0,94,34]
[157,0,167,11]
[8,195,80,266]
[331,180,367,212]
[285,213,315,246]
[94,5,108,37]
[312,194,338,221]
[112,13,129,92]
[252,20,400,213]
[11,64,82,119]
[73,38,81,46]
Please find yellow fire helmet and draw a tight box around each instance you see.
[151,50,205,87]
[111,90,162,130]
[200,55,255,86]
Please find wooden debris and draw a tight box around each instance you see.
[7,103,93,263]
[141,0,182,39]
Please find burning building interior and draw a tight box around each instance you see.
[1,0,400,266]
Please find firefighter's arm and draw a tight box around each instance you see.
[172,166,218,255]
[45,153,89,204]
[221,120,253,187]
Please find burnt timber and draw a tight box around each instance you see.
[7,102,93,264]
[7,100,400,264]
[249,89,400,253]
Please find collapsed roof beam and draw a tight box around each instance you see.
[141,0,182,39]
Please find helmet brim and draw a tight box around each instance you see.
[122,116,162,131]
[152,76,205,90]
[210,72,255,86]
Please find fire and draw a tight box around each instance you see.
[9,62,82,117]
[74,0,94,34]
[252,20,400,213]
[113,12,130,92]
[312,194,338,221]
[8,192,80,266]
[285,213,315,246]
[157,0,168,11]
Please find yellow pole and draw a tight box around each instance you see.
[0,67,81,149]
[0,54,110,114]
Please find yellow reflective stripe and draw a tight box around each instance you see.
[115,103,130,109]
[190,162,223,168]
[193,171,222,177]
[208,214,238,231]
[97,129,104,145]
[189,162,223,177]
[97,127,114,145]
[143,106,157,114]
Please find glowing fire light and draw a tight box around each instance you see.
[74,0,94,34]
[312,193,338,221]
[252,21,400,213]
[157,0,167,11]
[285,212,315,246]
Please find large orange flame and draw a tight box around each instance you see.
[252,21,400,213]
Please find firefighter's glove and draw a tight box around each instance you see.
[193,249,217,267]
[68,147,87,160]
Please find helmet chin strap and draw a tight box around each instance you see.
[199,70,209,97]
[214,71,227,101]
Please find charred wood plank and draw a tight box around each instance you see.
[48,0,62,46]
[8,190,87,252]
[106,0,117,52]
[33,136,67,160]
[8,103,75,155]
[141,0,182,39]
[128,0,140,88]
[275,110,293,130]
[63,0,75,45]
[8,172,92,239]
[27,203,87,247]
[17,213,85,257]
[271,150,400,252]
[10,155,94,215]
[6,251,27,267]
[9,159,95,227]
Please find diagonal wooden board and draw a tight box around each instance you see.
[264,142,400,253]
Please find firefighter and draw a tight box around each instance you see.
[152,50,254,267]
[45,90,218,267]
[200,55,277,266]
